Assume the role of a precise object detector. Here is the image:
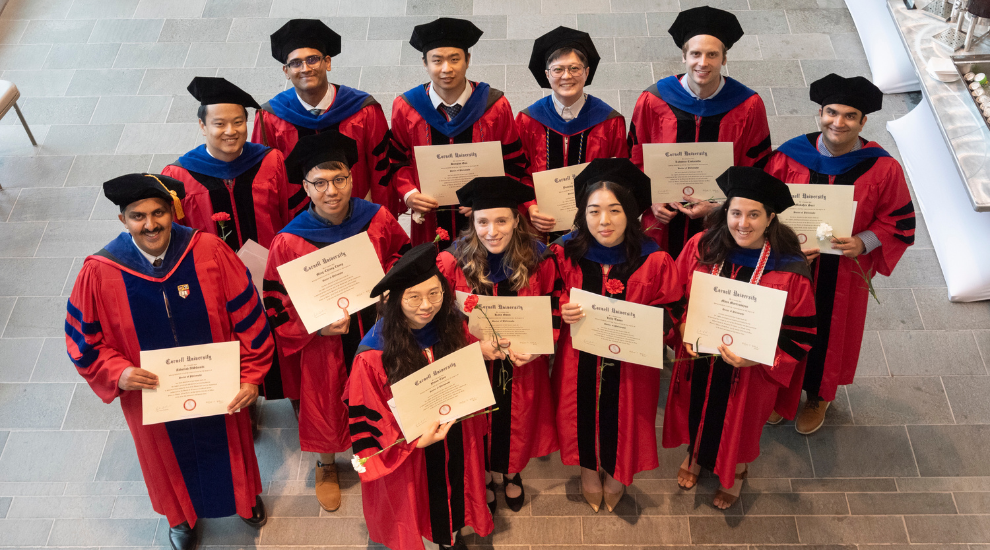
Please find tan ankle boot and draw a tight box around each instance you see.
[315,461,341,511]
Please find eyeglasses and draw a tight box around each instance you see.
[304,174,351,193]
[285,55,325,70]
[402,289,444,308]
[548,65,586,78]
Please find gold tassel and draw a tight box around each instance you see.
[145,174,184,219]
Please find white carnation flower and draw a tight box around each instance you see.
[816,222,834,241]
[351,455,366,474]
[412,212,425,224]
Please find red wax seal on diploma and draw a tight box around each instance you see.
[721,334,733,346]
[682,186,695,196]
[439,404,451,415]
[608,344,621,354]
[798,233,807,244]
[183,399,196,411]
[337,297,349,309]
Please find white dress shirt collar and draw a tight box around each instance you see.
[680,74,725,100]
[297,84,336,113]
[428,81,473,109]
[551,92,587,121]
[131,233,170,266]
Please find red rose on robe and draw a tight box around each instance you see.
[211,212,231,222]
[464,294,479,313]
[604,278,624,295]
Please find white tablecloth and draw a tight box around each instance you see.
[846,0,922,93]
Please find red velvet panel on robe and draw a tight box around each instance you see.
[251,90,398,218]
[515,110,629,224]
[66,230,273,527]
[628,86,771,258]
[436,249,560,474]
[548,243,683,486]
[661,233,816,489]
[263,207,409,453]
[388,84,530,246]
[164,149,290,251]
[345,346,493,549]
[764,138,915,402]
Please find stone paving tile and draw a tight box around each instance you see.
[0,518,55,546]
[0,338,44,383]
[44,43,121,71]
[34,220,122,258]
[0,257,73,295]
[915,287,990,330]
[61,383,129,431]
[689,516,799,544]
[94,430,145,482]
[905,515,990,544]
[31,337,82,382]
[6,495,116,519]
[795,515,909,544]
[845,376,954,425]
[49,518,160,546]
[807,426,919,478]
[0,221,45,256]
[943,375,990,425]
[0,430,107,482]
[863,287,924,330]
[739,492,849,516]
[881,330,986,376]
[847,491,957,515]
[909,425,990,477]
[0,383,74,429]
[0,496,9,518]
[954,493,990,514]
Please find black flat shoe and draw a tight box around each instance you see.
[502,473,525,512]
[486,478,497,516]
[241,495,267,528]
[168,521,197,550]
[440,535,468,550]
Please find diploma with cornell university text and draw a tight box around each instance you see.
[415,141,505,205]
[455,291,554,355]
[275,232,385,333]
[568,288,667,369]
[141,341,240,425]
[642,142,733,203]
[390,342,496,442]
[682,272,787,365]
[532,163,588,232]
[777,184,855,255]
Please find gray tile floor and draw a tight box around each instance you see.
[0,0,988,547]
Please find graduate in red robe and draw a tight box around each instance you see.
[436,176,559,513]
[164,77,289,252]
[662,167,816,510]
[516,27,628,236]
[628,7,771,258]
[549,158,683,513]
[346,243,493,550]
[263,132,409,512]
[252,19,397,218]
[389,17,530,246]
[66,174,273,550]
[764,74,915,434]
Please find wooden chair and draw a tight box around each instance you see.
[0,79,37,147]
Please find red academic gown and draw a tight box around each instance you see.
[164,143,290,250]
[436,245,560,474]
[65,224,273,527]
[549,236,683,485]
[629,75,771,258]
[263,199,409,452]
[252,85,399,218]
[764,133,915,402]
[389,81,530,245]
[662,233,817,488]
[515,95,628,233]
[346,321,494,549]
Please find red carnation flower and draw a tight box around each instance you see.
[435,228,450,241]
[211,212,231,222]
[604,278,624,295]
[464,294,480,313]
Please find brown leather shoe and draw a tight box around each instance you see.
[766,410,784,425]
[315,461,341,511]
[795,396,831,435]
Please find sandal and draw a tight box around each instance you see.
[677,466,699,490]
[713,466,748,509]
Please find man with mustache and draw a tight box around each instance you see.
[65,174,274,550]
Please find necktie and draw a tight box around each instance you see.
[438,104,462,119]
[309,108,322,116]
[152,258,163,267]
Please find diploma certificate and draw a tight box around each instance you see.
[141,341,240,425]
[275,232,385,333]
[454,291,554,355]
[568,288,667,369]
[778,184,855,255]
[390,342,496,442]
[682,272,787,365]
[642,142,733,203]
[236,239,269,297]
[532,163,588,232]
[414,141,505,206]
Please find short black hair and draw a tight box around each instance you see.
[422,49,470,62]
[197,104,249,124]
[546,47,588,68]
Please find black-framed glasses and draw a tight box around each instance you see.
[548,65,586,77]
[286,55,325,70]
[402,289,444,308]
[304,174,351,193]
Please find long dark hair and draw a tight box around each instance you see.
[563,180,649,277]
[453,209,541,293]
[380,274,468,385]
[697,197,803,267]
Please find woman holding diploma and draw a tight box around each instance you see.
[346,243,493,550]
[263,131,410,512]
[516,27,628,235]
[662,167,816,509]
[550,158,683,512]
[437,176,559,513]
